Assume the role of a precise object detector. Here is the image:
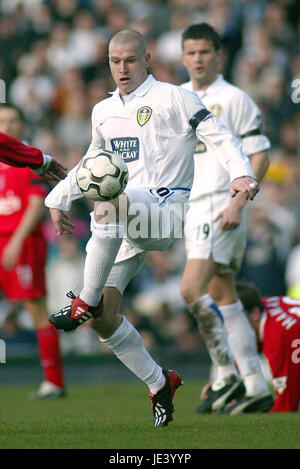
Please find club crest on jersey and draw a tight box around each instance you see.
[137,106,152,127]
[209,104,222,117]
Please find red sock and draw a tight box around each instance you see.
[36,324,64,388]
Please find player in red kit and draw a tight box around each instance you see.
[0,104,65,398]
[0,131,66,180]
[231,283,300,413]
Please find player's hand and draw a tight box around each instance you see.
[50,208,75,235]
[41,158,67,181]
[1,239,22,270]
[230,176,259,201]
[214,203,242,230]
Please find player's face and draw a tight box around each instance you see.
[0,108,24,139]
[182,39,222,90]
[109,41,150,95]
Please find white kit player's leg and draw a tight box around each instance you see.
[181,257,239,384]
[92,282,183,428]
[100,315,165,394]
[218,302,274,414]
[80,221,124,306]
[49,221,124,332]
[181,244,246,413]
[102,315,183,427]
[209,275,273,414]
[187,293,246,413]
[103,317,184,427]
[49,197,127,332]
[219,300,270,396]
[188,293,238,382]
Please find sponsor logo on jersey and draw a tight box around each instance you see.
[209,103,222,117]
[0,192,22,215]
[137,106,152,126]
[111,137,139,162]
[195,140,207,154]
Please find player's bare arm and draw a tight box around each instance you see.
[1,236,23,270]
[216,151,269,230]
[214,193,247,230]
[1,195,45,270]
[248,151,270,183]
[50,208,75,235]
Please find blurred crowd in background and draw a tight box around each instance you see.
[0,0,299,358]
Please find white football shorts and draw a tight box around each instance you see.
[184,191,247,274]
[94,187,187,294]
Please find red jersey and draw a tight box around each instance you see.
[261,296,300,412]
[0,163,49,235]
[0,132,43,169]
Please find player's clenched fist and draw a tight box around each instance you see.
[50,208,75,235]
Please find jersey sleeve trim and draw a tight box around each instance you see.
[189,109,212,129]
[240,128,261,139]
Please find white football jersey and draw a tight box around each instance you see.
[181,74,271,200]
[45,75,254,211]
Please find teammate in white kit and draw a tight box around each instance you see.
[180,23,273,413]
[45,29,258,426]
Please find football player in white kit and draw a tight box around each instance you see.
[45,29,259,427]
[180,23,273,414]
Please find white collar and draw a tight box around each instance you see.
[110,74,156,100]
[190,74,225,98]
[204,74,225,94]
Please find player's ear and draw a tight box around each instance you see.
[217,48,225,70]
[145,53,151,68]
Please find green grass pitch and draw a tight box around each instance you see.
[0,382,299,449]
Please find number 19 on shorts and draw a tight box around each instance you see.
[196,223,210,240]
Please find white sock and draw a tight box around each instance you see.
[100,316,165,394]
[243,373,271,396]
[212,365,240,391]
[188,293,238,388]
[80,222,123,306]
[219,300,269,396]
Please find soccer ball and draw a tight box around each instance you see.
[76,149,129,201]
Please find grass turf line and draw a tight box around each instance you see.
[0,383,299,449]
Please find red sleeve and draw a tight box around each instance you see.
[0,132,43,169]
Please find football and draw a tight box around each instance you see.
[76,149,129,201]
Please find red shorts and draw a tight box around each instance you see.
[0,234,47,300]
